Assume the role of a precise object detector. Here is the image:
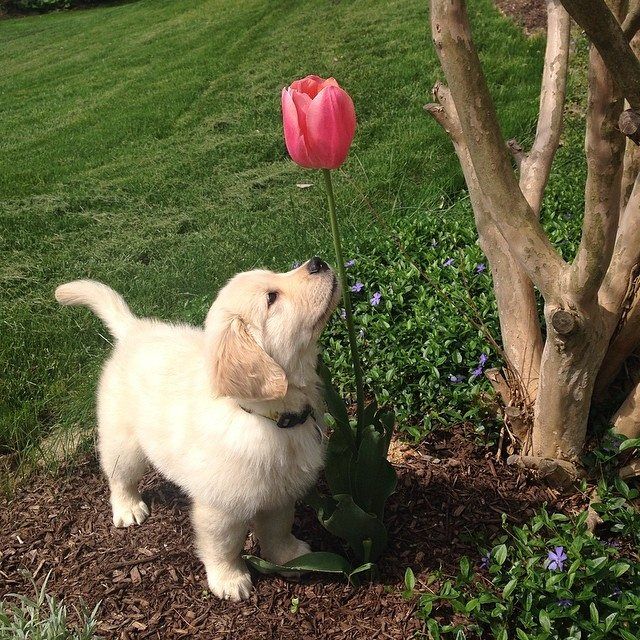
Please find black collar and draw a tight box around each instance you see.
[239,403,314,429]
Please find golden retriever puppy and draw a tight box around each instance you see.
[55,258,339,601]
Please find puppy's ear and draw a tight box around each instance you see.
[211,317,288,401]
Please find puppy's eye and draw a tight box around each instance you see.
[267,291,278,307]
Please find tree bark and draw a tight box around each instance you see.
[596,161,640,396]
[612,380,640,437]
[519,0,571,217]
[533,299,609,459]
[559,0,640,110]
[620,35,640,209]
[620,136,640,209]
[569,46,624,304]
[623,0,640,38]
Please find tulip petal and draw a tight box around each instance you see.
[290,75,325,98]
[281,87,313,167]
[319,77,340,91]
[290,75,341,99]
[291,90,312,137]
[305,85,356,169]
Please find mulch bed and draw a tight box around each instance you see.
[0,425,583,639]
[494,0,546,32]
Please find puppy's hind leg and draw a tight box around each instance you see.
[98,413,149,528]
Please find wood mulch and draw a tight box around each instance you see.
[494,0,546,33]
[0,425,583,639]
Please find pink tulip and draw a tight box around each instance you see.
[281,75,356,170]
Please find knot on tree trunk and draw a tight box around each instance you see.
[619,109,640,145]
[550,308,580,336]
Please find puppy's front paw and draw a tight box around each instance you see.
[206,567,253,601]
[111,498,149,528]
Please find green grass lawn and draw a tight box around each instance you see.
[0,0,549,463]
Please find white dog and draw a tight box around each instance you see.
[55,258,339,601]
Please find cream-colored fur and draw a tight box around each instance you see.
[55,260,339,601]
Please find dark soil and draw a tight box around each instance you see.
[0,425,582,639]
[494,0,546,32]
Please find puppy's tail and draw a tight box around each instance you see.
[55,280,135,340]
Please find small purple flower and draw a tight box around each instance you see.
[370,291,382,306]
[351,281,364,293]
[471,354,488,379]
[443,258,454,267]
[602,432,625,455]
[291,261,301,269]
[358,328,365,338]
[449,374,464,383]
[476,263,486,273]
[340,308,347,320]
[557,599,573,608]
[345,259,356,268]
[608,539,621,548]
[547,546,567,572]
[611,586,623,599]
[480,553,491,569]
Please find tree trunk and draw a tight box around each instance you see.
[533,302,609,459]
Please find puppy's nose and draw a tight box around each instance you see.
[307,257,329,274]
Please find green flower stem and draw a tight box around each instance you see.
[322,168,365,437]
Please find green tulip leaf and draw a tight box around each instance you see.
[317,360,351,431]
[354,424,397,519]
[348,562,377,585]
[362,399,378,427]
[304,486,337,518]
[243,551,353,576]
[378,411,395,454]
[320,494,388,563]
[325,432,355,495]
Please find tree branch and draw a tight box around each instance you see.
[596,304,640,398]
[622,0,640,39]
[600,168,640,316]
[519,0,571,216]
[430,0,567,300]
[612,379,640,438]
[569,45,625,303]
[621,135,640,209]
[425,85,543,401]
[620,35,640,214]
[596,169,640,396]
[559,0,640,111]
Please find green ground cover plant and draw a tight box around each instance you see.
[0,0,553,463]
[414,480,640,640]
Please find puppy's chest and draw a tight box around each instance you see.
[241,428,325,500]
